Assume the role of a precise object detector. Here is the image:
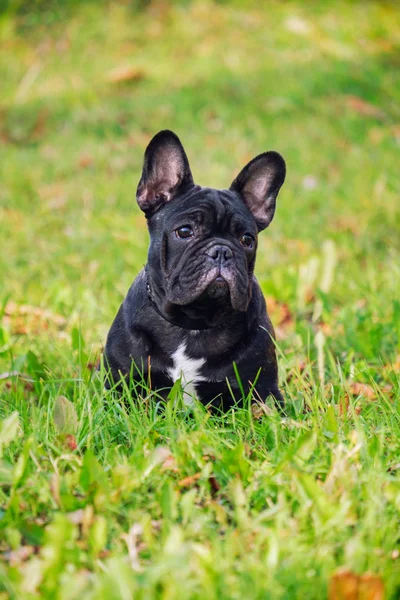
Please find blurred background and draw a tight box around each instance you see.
[0,0,399,380]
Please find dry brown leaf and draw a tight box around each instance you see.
[251,402,274,419]
[178,472,201,488]
[349,382,376,400]
[358,573,384,600]
[4,302,66,336]
[107,65,146,84]
[78,153,93,169]
[345,96,385,119]
[333,215,360,236]
[368,127,384,145]
[381,385,393,396]
[329,569,359,599]
[319,321,333,336]
[39,182,65,204]
[161,454,178,472]
[266,297,295,340]
[391,125,400,141]
[329,569,384,600]
[387,355,400,372]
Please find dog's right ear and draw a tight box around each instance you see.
[136,130,194,216]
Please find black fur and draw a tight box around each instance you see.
[104,130,286,409]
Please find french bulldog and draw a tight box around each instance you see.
[104,130,286,410]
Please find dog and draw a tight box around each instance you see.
[104,130,286,409]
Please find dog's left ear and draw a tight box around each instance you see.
[230,152,286,231]
[137,130,194,216]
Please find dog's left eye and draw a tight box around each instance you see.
[175,226,194,239]
[240,234,255,249]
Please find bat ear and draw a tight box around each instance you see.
[136,130,194,216]
[230,151,286,230]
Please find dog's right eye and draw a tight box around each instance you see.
[175,226,194,239]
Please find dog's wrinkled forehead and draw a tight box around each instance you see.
[159,187,257,234]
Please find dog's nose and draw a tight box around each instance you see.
[206,245,233,262]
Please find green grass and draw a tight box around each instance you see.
[1,1,400,597]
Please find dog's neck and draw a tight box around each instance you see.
[145,265,245,331]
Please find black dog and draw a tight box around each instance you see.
[104,130,286,409]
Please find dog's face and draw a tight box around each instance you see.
[137,131,286,328]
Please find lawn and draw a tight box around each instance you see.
[0,0,400,597]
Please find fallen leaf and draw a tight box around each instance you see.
[266,297,295,340]
[349,382,376,400]
[5,302,66,325]
[391,125,400,141]
[384,355,400,372]
[4,302,66,336]
[78,153,93,168]
[161,454,178,472]
[368,127,385,145]
[358,573,384,600]
[329,569,359,599]
[319,321,333,336]
[53,395,78,434]
[251,402,274,419]
[178,472,201,488]
[329,569,384,600]
[345,96,385,119]
[107,65,146,84]
[381,384,393,396]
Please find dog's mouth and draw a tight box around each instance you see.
[175,278,236,328]
[166,267,249,313]
[205,276,230,299]
[147,265,251,329]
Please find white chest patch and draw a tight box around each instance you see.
[167,343,206,405]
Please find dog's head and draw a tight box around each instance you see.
[137,130,286,328]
